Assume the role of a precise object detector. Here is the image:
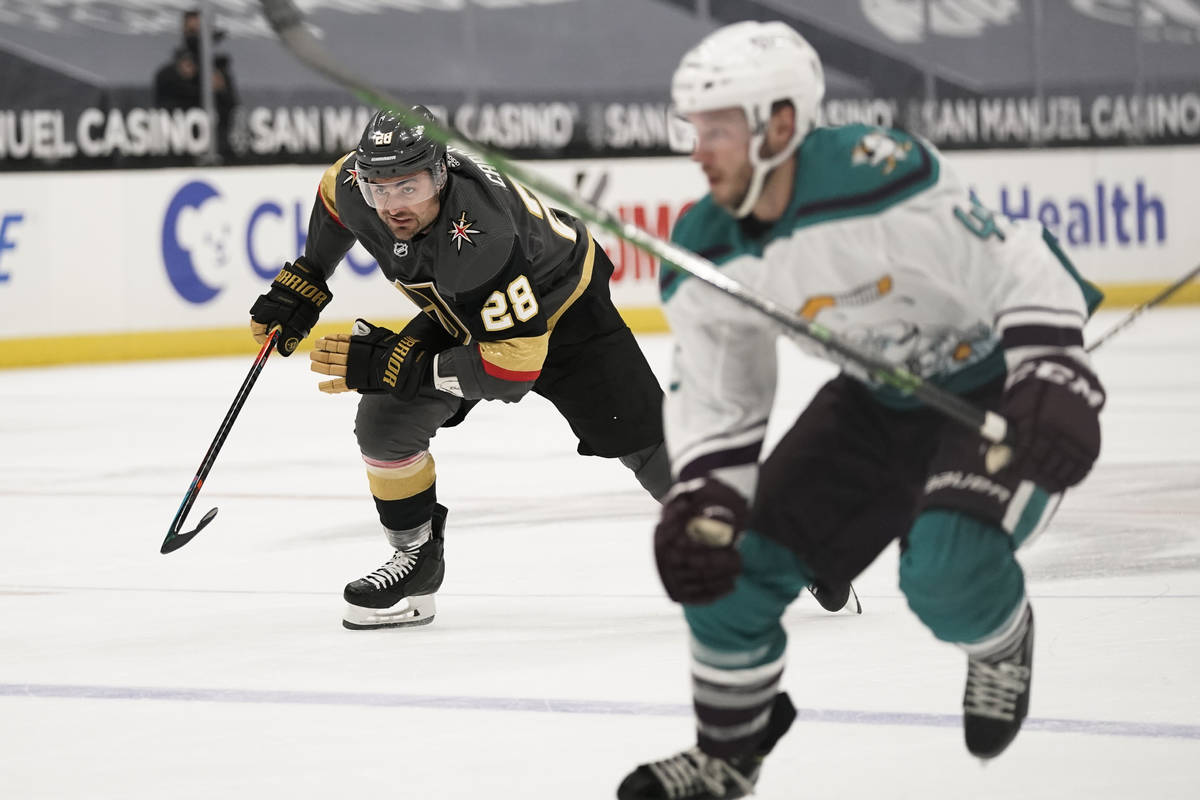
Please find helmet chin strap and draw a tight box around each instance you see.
[732,119,800,219]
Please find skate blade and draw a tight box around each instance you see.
[342,594,436,630]
[808,582,863,615]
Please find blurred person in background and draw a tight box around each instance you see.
[153,8,237,157]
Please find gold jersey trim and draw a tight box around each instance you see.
[477,332,551,374]
[547,231,596,330]
[319,152,355,223]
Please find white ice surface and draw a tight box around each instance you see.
[2,308,1198,799]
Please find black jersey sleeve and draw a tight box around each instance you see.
[302,153,359,279]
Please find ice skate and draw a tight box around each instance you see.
[963,605,1034,758]
[617,692,796,800]
[342,504,447,630]
[807,578,862,614]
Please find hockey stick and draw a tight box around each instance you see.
[1086,262,1200,353]
[257,0,1007,446]
[160,328,280,555]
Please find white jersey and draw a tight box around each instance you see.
[662,125,1101,500]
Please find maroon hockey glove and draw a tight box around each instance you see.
[655,478,747,605]
[250,257,332,356]
[1000,356,1105,493]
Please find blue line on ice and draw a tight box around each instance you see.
[3,683,1198,741]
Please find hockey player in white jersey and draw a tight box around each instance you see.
[618,21,1105,800]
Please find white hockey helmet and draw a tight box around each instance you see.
[672,20,825,217]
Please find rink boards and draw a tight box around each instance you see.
[1,147,1198,366]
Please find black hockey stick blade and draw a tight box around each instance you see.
[161,506,219,554]
[159,328,280,555]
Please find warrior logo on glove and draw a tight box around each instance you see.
[249,258,333,356]
[310,318,435,401]
[382,334,422,390]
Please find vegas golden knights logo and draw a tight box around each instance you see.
[395,281,471,344]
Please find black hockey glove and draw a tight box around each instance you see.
[999,355,1105,493]
[249,257,332,356]
[655,478,747,605]
[310,318,435,400]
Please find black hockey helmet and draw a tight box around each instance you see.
[355,105,448,208]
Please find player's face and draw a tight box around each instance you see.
[687,108,754,212]
[365,170,442,240]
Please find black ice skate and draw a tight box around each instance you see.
[963,604,1034,759]
[342,504,447,630]
[617,692,797,800]
[807,578,862,614]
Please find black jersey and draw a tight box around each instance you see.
[302,148,619,402]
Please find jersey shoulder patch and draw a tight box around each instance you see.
[789,125,941,228]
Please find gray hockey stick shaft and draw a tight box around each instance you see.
[256,0,1008,446]
[1086,262,1200,353]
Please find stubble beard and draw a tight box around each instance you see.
[712,163,754,214]
[381,206,433,240]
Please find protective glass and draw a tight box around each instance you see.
[357,169,439,209]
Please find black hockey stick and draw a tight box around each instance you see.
[1086,262,1200,353]
[257,0,1010,448]
[160,328,280,554]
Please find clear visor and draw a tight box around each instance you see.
[357,168,440,209]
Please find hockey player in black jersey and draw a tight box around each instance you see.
[247,106,674,630]
[249,105,855,631]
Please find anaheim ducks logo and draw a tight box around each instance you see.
[851,132,912,175]
[448,211,482,252]
[799,275,893,321]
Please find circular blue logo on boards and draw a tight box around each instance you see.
[162,180,230,304]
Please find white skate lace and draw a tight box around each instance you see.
[963,658,1030,721]
[362,549,419,591]
[646,747,757,798]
